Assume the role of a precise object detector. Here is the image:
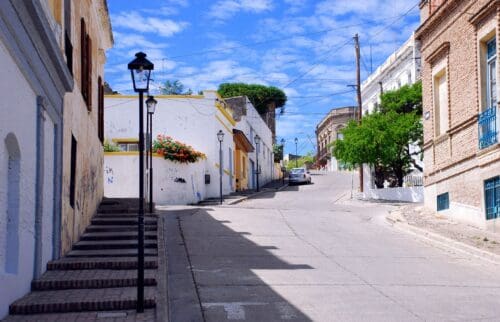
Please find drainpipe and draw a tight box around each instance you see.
[34,96,46,279]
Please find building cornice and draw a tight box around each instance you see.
[415,0,461,40]
[468,0,500,26]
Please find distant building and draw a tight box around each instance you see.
[315,106,358,171]
[360,34,423,202]
[416,0,500,228]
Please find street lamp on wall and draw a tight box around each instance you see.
[294,137,298,168]
[254,134,261,192]
[146,96,157,214]
[128,51,153,314]
[217,130,224,205]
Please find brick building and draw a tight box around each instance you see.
[416,0,500,228]
[315,106,358,171]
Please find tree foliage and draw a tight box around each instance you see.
[380,81,422,115]
[285,153,315,171]
[217,83,287,114]
[161,80,192,95]
[332,81,423,187]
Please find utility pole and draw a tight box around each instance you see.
[354,34,363,193]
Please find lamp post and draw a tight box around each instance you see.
[280,138,285,185]
[294,137,298,168]
[146,96,157,214]
[128,52,153,313]
[254,135,260,192]
[217,130,224,205]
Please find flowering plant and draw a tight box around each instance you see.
[153,134,206,163]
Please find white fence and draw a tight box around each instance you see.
[363,186,424,203]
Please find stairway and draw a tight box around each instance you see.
[5,198,158,320]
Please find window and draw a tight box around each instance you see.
[486,37,497,110]
[80,18,92,111]
[64,0,72,75]
[433,69,449,136]
[485,177,500,220]
[117,142,138,152]
[69,135,77,208]
[437,192,449,211]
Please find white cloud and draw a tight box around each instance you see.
[208,0,273,22]
[112,11,188,37]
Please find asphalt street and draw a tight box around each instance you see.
[164,172,500,321]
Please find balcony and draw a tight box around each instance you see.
[479,107,497,149]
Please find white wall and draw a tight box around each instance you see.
[0,40,38,318]
[105,92,238,200]
[104,155,207,205]
[364,186,424,203]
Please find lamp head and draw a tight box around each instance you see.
[146,96,157,114]
[217,130,224,142]
[128,52,154,92]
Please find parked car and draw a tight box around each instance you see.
[289,168,312,184]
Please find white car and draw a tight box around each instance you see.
[289,168,312,184]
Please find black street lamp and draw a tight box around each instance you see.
[255,135,261,192]
[146,96,157,214]
[294,137,298,168]
[217,130,224,205]
[128,52,153,313]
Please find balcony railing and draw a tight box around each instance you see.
[479,107,497,149]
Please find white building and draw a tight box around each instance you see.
[360,34,423,202]
[104,91,274,205]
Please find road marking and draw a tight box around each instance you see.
[203,302,266,320]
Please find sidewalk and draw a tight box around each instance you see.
[387,204,500,264]
[197,179,289,206]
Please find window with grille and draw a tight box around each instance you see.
[484,177,500,220]
[437,192,449,211]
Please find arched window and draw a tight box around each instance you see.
[4,133,20,274]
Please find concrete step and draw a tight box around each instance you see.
[73,240,157,251]
[85,225,157,233]
[66,248,158,258]
[3,309,156,321]
[31,269,157,291]
[80,231,157,241]
[95,213,157,218]
[47,257,158,270]
[91,217,157,226]
[9,287,156,314]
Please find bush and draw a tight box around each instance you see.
[153,135,206,163]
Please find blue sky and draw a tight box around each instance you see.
[105,0,420,155]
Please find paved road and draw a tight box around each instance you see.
[164,172,500,321]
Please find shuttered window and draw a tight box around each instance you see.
[80,18,92,111]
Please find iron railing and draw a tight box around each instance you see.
[485,177,500,220]
[479,107,497,149]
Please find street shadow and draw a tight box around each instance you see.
[162,208,313,321]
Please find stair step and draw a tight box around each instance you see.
[9,287,156,314]
[91,218,157,226]
[85,225,157,233]
[80,231,157,241]
[31,269,157,291]
[66,248,158,258]
[73,240,157,250]
[2,309,156,321]
[96,213,157,218]
[47,257,158,270]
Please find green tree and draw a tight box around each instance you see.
[380,81,422,115]
[273,144,284,163]
[332,81,423,187]
[285,152,315,170]
[217,83,287,114]
[161,80,192,95]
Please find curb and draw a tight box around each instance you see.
[387,216,500,265]
[226,183,289,205]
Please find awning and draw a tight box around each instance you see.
[233,129,254,152]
